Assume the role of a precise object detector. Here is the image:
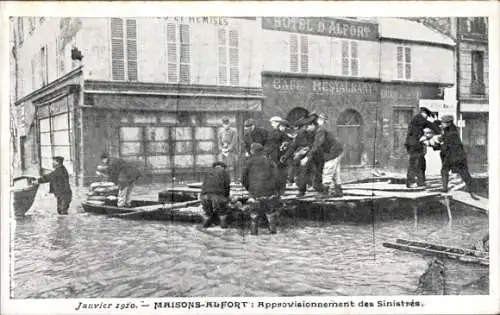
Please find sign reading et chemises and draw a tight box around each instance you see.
[262,17,379,41]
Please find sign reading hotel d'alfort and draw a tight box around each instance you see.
[262,17,379,41]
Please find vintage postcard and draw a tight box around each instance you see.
[1,1,499,315]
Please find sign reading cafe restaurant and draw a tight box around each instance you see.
[262,17,379,41]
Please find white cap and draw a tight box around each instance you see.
[270,116,282,122]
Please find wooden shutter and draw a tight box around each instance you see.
[229,29,239,85]
[217,28,227,84]
[167,23,178,83]
[350,41,358,76]
[111,18,125,80]
[31,56,36,90]
[179,24,190,84]
[300,35,308,73]
[404,47,411,80]
[342,40,349,75]
[289,34,298,73]
[396,46,403,79]
[126,19,138,81]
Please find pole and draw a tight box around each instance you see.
[455,18,463,139]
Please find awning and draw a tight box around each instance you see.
[85,93,263,112]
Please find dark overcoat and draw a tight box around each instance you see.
[440,124,467,166]
[242,152,279,198]
[38,165,72,197]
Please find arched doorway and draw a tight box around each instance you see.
[286,107,309,126]
[336,109,363,165]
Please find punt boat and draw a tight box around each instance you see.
[12,176,39,216]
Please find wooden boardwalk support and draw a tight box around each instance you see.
[447,190,488,214]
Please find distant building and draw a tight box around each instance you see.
[455,17,488,172]
[11,17,457,185]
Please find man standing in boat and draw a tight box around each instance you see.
[242,143,280,235]
[200,161,231,229]
[99,153,142,208]
[34,156,72,215]
[218,117,238,182]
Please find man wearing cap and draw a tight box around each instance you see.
[242,119,268,157]
[265,116,291,195]
[100,153,142,207]
[438,115,479,199]
[35,156,72,215]
[404,107,441,188]
[280,117,315,190]
[315,113,345,197]
[297,114,328,196]
[218,117,238,181]
[242,143,280,235]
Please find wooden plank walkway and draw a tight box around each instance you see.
[447,190,488,214]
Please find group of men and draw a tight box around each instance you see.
[404,107,479,200]
[201,112,345,234]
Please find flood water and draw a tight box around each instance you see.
[10,184,489,298]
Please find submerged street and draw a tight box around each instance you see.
[11,183,488,298]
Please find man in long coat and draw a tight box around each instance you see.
[265,116,291,195]
[242,143,280,235]
[404,107,440,188]
[36,156,72,215]
[218,117,238,181]
[242,119,268,157]
[438,115,479,200]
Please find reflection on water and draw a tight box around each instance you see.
[11,184,488,298]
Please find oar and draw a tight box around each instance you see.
[116,199,201,218]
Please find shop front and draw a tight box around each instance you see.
[262,72,381,167]
[262,72,446,171]
[80,81,263,185]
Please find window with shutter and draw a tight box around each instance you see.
[290,34,308,73]
[217,28,239,85]
[299,35,308,73]
[31,57,36,90]
[342,40,359,76]
[111,18,125,80]
[126,19,138,81]
[40,46,48,86]
[110,18,137,81]
[396,46,411,80]
[166,23,191,84]
[290,34,299,73]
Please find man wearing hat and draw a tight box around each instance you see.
[265,116,291,195]
[242,118,268,157]
[404,107,441,188]
[315,113,345,197]
[218,117,238,181]
[438,115,479,199]
[34,156,72,215]
[242,143,280,234]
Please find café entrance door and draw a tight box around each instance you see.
[336,109,363,165]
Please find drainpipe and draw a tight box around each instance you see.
[455,18,462,139]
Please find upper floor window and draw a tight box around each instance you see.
[471,50,485,96]
[218,28,239,85]
[464,17,487,34]
[111,18,138,81]
[17,18,24,45]
[166,23,191,84]
[290,34,308,73]
[342,40,359,76]
[397,46,411,80]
